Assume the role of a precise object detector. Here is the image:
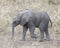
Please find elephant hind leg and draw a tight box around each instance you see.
[39,23,45,42]
[44,26,50,41]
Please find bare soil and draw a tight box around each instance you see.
[0,30,60,48]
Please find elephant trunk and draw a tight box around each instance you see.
[12,24,14,39]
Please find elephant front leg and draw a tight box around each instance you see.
[29,26,37,39]
[21,25,28,41]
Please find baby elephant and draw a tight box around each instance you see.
[12,10,52,42]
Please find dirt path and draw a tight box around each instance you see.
[0,31,60,48]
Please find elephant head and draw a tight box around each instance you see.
[12,15,21,38]
[12,11,30,38]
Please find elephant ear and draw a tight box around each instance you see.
[20,12,30,25]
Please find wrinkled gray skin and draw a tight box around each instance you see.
[12,10,52,42]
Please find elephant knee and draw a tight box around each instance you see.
[39,26,44,32]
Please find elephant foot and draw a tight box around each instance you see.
[20,38,26,41]
[45,36,50,41]
[39,39,44,42]
[45,38,50,41]
[31,36,37,39]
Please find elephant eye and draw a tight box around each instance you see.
[13,21,16,24]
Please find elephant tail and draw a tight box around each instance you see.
[49,18,52,27]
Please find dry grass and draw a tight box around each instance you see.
[0,0,60,48]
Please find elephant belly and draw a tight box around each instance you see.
[33,19,40,27]
[35,22,40,27]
